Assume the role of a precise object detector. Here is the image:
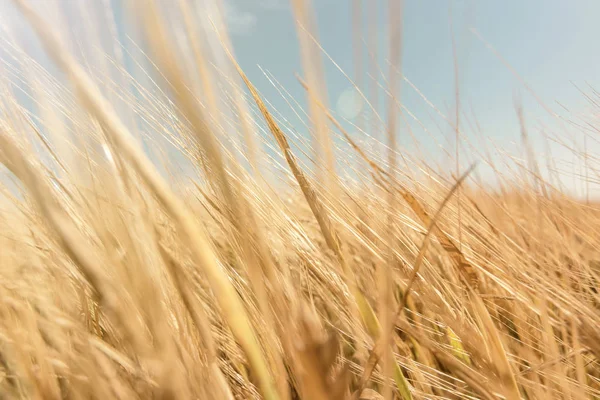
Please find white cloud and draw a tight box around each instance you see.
[222,1,257,36]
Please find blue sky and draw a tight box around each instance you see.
[2,0,600,195]
[223,0,600,193]
[227,0,600,136]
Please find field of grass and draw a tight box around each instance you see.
[0,0,599,399]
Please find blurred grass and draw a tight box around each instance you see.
[0,0,599,399]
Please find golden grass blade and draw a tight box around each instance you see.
[0,131,142,350]
[297,74,480,290]
[8,2,279,399]
[224,31,418,400]
[1,1,600,400]
[290,0,336,190]
[353,164,476,399]
[471,292,521,399]
[136,3,289,396]
[396,318,498,400]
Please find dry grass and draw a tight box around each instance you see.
[0,0,599,399]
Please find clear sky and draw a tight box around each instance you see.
[226,1,600,135]
[221,0,600,194]
[227,0,600,119]
[2,0,600,195]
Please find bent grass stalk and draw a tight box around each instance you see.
[10,1,279,399]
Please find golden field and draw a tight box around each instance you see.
[0,1,599,399]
